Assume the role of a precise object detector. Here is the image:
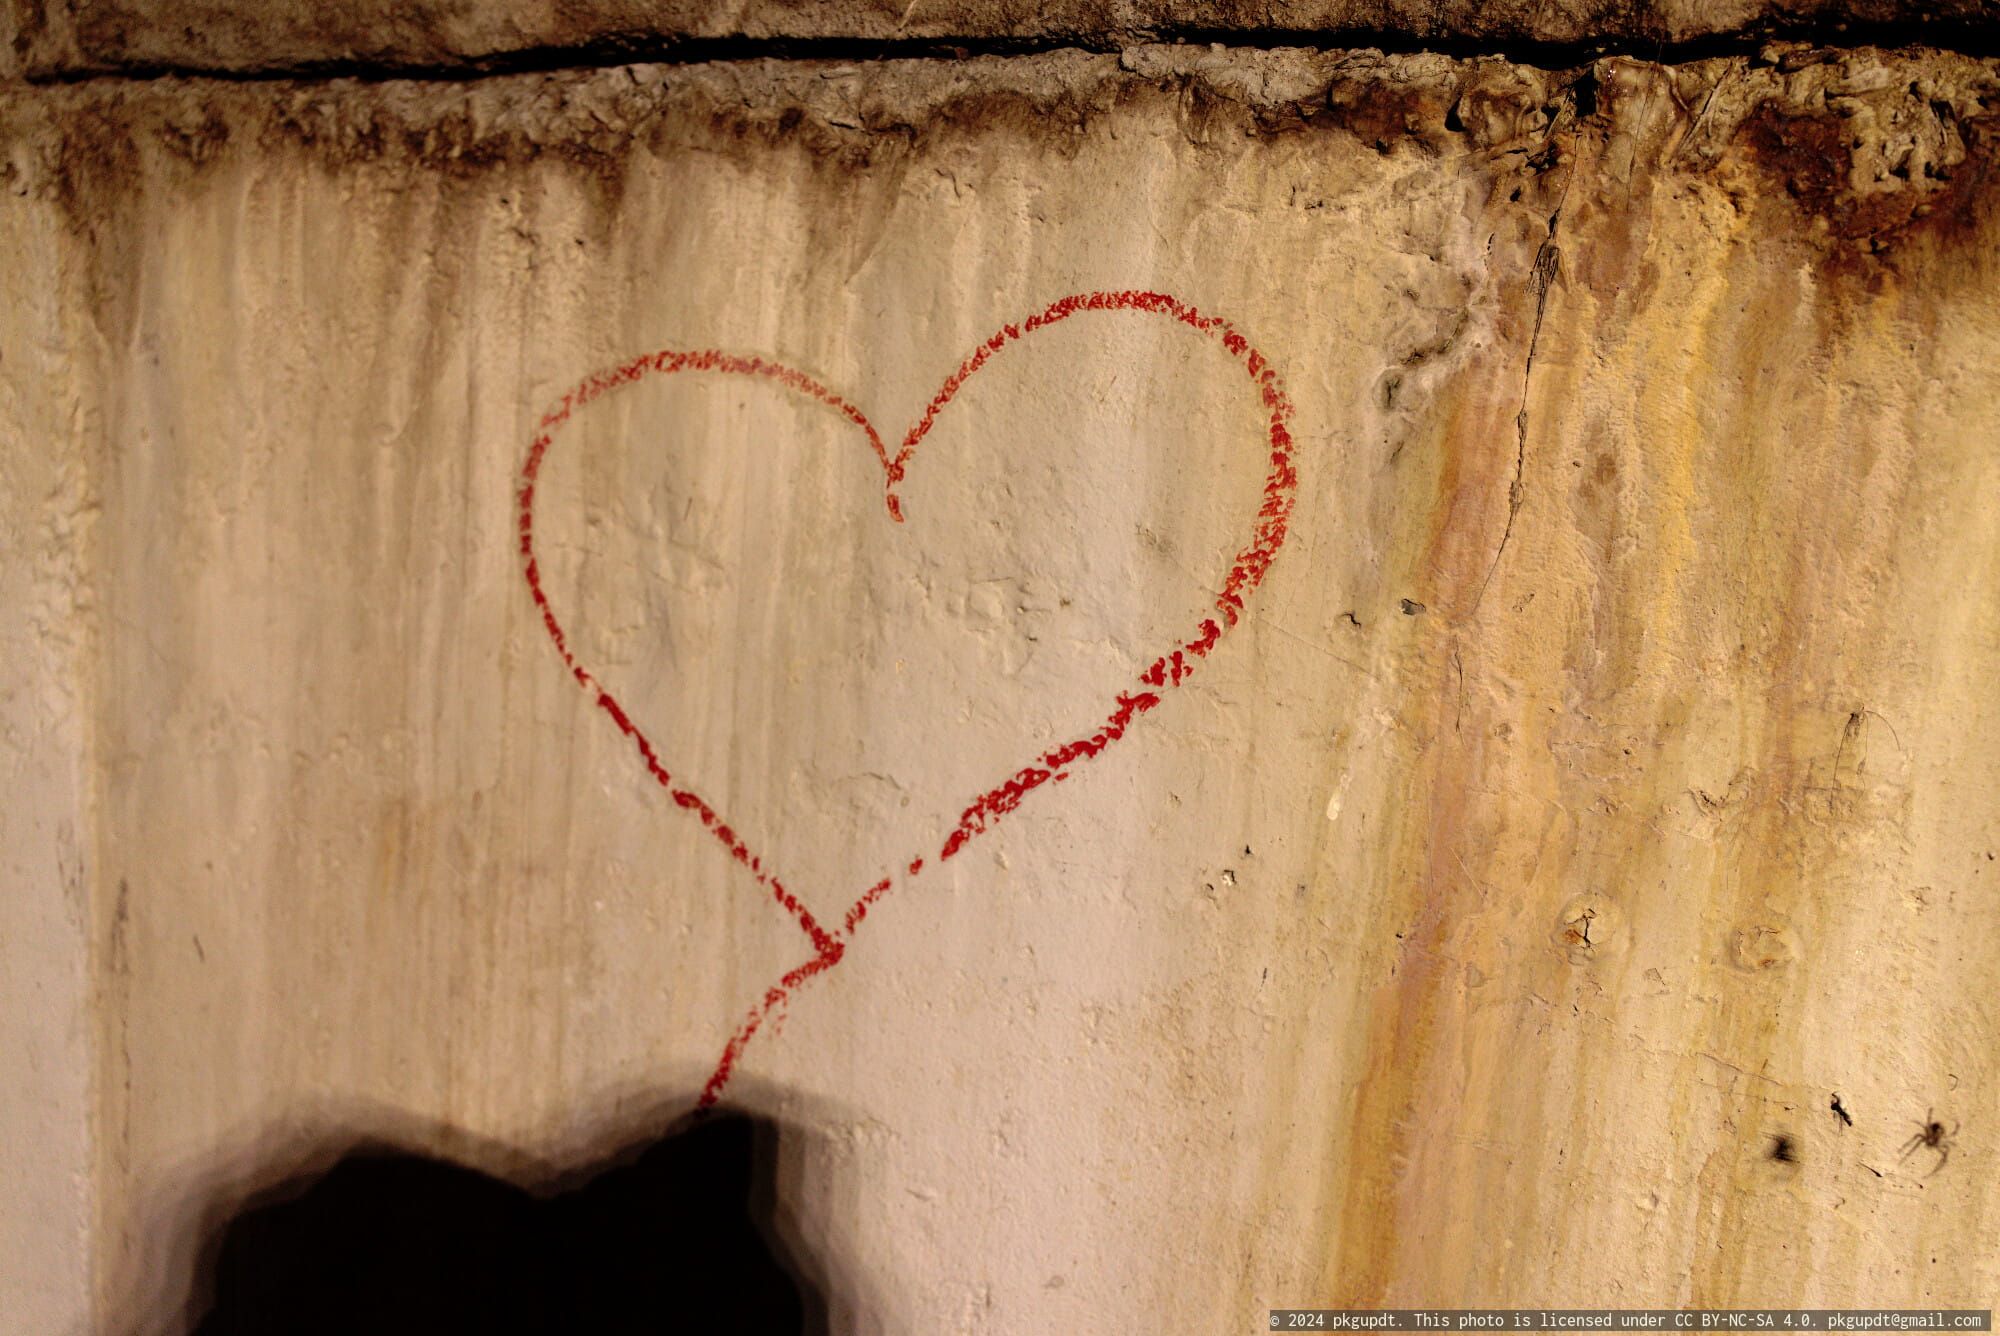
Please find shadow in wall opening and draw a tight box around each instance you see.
[185,1108,827,1336]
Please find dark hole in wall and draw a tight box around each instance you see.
[185,1110,826,1336]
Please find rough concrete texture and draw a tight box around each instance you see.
[5,38,2000,1333]
[9,0,2000,78]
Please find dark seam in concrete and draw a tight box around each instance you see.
[18,16,2000,88]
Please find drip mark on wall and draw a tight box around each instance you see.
[518,290,1298,1107]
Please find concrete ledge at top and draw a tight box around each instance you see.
[9,0,2000,80]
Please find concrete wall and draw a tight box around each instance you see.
[4,16,1999,1335]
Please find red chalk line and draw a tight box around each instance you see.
[517,290,1297,1109]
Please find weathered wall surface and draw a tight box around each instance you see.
[0,90,95,1331]
[4,32,2000,1336]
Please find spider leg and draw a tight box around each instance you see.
[1898,1133,1925,1160]
[1927,1144,1948,1177]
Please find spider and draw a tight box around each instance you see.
[1897,1110,1957,1176]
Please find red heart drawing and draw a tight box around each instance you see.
[517,290,1296,1107]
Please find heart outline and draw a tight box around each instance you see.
[517,290,1297,1107]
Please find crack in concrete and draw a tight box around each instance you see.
[1471,102,1577,619]
[1479,227,1559,608]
